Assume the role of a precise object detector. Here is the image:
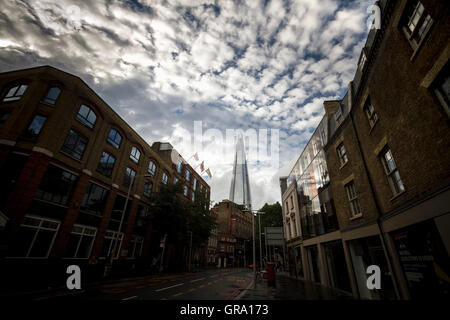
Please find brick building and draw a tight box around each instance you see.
[213,200,252,268]
[281,0,449,299]
[0,65,210,290]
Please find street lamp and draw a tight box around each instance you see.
[107,172,152,276]
[257,211,265,270]
[243,207,265,289]
[188,230,193,272]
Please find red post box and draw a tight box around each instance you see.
[266,262,276,287]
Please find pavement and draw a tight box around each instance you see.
[236,271,354,300]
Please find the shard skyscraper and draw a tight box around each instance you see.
[229,134,252,209]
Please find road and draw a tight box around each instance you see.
[35,268,254,300]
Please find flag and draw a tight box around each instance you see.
[200,161,205,172]
[206,168,212,178]
[193,152,199,161]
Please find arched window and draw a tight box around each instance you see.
[76,104,97,129]
[162,172,169,185]
[107,128,122,149]
[148,160,157,177]
[2,84,28,102]
[130,146,141,164]
[43,87,61,105]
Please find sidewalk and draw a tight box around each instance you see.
[236,271,354,300]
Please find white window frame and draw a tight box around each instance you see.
[380,148,405,196]
[345,181,362,218]
[7,215,60,258]
[128,235,144,259]
[337,143,348,166]
[63,224,97,259]
[2,84,28,102]
[402,1,434,50]
[101,230,124,259]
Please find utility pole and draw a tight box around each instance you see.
[258,212,265,270]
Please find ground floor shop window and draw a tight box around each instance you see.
[324,240,351,292]
[348,236,396,300]
[63,224,97,259]
[306,245,321,284]
[127,235,144,258]
[8,215,59,258]
[392,219,450,299]
[100,230,124,259]
[295,246,304,277]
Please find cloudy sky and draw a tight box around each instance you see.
[0,0,373,209]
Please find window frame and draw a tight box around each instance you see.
[345,181,362,218]
[123,167,136,188]
[60,128,88,160]
[42,86,61,105]
[23,114,47,141]
[401,0,434,52]
[148,160,157,177]
[162,172,169,185]
[380,147,405,197]
[364,98,379,128]
[97,151,116,177]
[76,104,97,129]
[107,128,122,149]
[63,224,97,259]
[2,84,29,102]
[130,146,141,164]
[143,179,153,198]
[337,142,348,166]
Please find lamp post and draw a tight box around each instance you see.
[257,211,265,270]
[107,172,151,276]
[188,230,193,272]
[243,208,264,289]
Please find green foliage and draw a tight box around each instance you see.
[150,181,216,245]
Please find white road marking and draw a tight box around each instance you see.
[209,275,219,278]
[155,283,184,292]
[122,295,138,300]
[190,277,206,283]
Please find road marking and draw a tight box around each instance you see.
[155,283,184,292]
[122,295,138,300]
[188,288,196,292]
[207,282,213,286]
[198,284,205,288]
[173,292,183,297]
[190,277,206,283]
[209,275,219,278]
[136,285,146,289]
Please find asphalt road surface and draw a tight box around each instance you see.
[35,268,253,300]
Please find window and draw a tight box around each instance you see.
[61,129,88,160]
[185,169,190,181]
[80,182,108,216]
[130,146,141,164]
[335,107,342,126]
[2,84,28,102]
[63,224,97,259]
[345,181,361,217]
[143,180,153,197]
[337,143,348,166]
[0,111,11,128]
[193,177,197,190]
[364,99,378,127]
[127,235,144,258]
[174,177,179,184]
[148,160,157,176]
[183,185,189,197]
[433,64,450,118]
[7,215,59,258]
[358,52,367,71]
[107,128,122,149]
[162,172,168,185]
[100,230,123,259]
[403,1,433,49]
[192,191,195,202]
[97,151,116,177]
[176,162,182,173]
[76,104,97,129]
[380,147,405,196]
[24,114,47,140]
[34,165,78,206]
[123,167,136,187]
[43,87,61,105]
